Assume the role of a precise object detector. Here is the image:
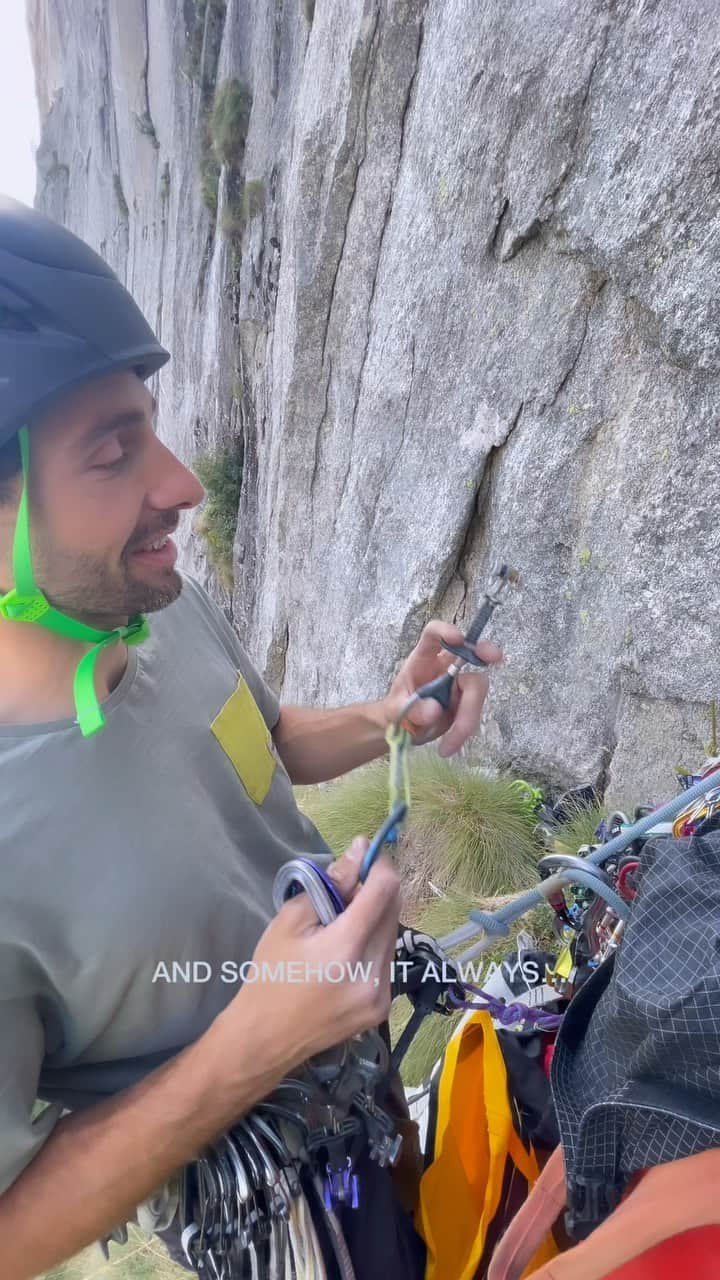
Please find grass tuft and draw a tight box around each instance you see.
[193,441,243,588]
[297,753,544,925]
[406,754,541,897]
[41,1223,188,1278]
[545,800,605,855]
[221,199,246,244]
[211,78,253,167]
[242,179,265,222]
[295,760,390,857]
[199,107,221,213]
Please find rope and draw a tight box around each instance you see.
[386,723,412,823]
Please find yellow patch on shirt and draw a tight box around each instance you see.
[210,678,277,805]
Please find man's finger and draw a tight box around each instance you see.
[326,837,368,902]
[276,890,327,934]
[472,639,503,666]
[276,838,371,932]
[437,668,490,757]
[408,621,504,672]
[328,853,401,950]
[411,619,464,660]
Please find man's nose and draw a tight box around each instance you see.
[144,437,206,512]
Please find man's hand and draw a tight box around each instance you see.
[212,839,400,1082]
[384,620,503,757]
[272,620,503,784]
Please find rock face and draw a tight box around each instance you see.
[26,0,720,802]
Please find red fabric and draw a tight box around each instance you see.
[542,1042,555,1077]
[602,1226,720,1279]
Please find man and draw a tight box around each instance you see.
[0,195,500,1278]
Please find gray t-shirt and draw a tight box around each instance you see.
[0,571,330,1195]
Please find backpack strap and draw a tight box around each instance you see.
[487,1145,566,1280]
[493,1147,720,1280]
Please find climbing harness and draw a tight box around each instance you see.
[0,426,150,737]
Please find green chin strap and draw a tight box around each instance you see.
[0,425,150,738]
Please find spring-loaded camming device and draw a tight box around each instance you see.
[359,564,520,882]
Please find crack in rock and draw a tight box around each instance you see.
[265,619,290,694]
[489,195,510,256]
[319,6,382,371]
[359,334,416,565]
[595,668,622,799]
[334,10,426,527]
[498,14,613,262]
[441,400,525,622]
[547,275,607,406]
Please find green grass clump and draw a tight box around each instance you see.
[193,441,243,588]
[295,760,390,857]
[199,80,253,215]
[545,800,605,854]
[242,179,265,222]
[221,197,246,244]
[211,78,253,167]
[199,108,221,213]
[407,754,541,896]
[297,753,542,917]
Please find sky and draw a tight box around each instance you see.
[0,3,40,205]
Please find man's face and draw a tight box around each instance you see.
[2,370,205,623]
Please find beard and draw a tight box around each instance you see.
[33,528,183,627]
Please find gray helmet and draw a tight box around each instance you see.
[0,194,169,446]
[0,196,169,738]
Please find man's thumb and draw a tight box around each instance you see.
[326,836,368,902]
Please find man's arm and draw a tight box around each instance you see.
[0,844,399,1280]
[0,1002,281,1279]
[273,701,391,784]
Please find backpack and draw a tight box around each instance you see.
[415,1010,560,1279]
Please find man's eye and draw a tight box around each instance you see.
[92,450,129,471]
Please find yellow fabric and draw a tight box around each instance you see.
[210,677,277,804]
[416,1011,559,1280]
